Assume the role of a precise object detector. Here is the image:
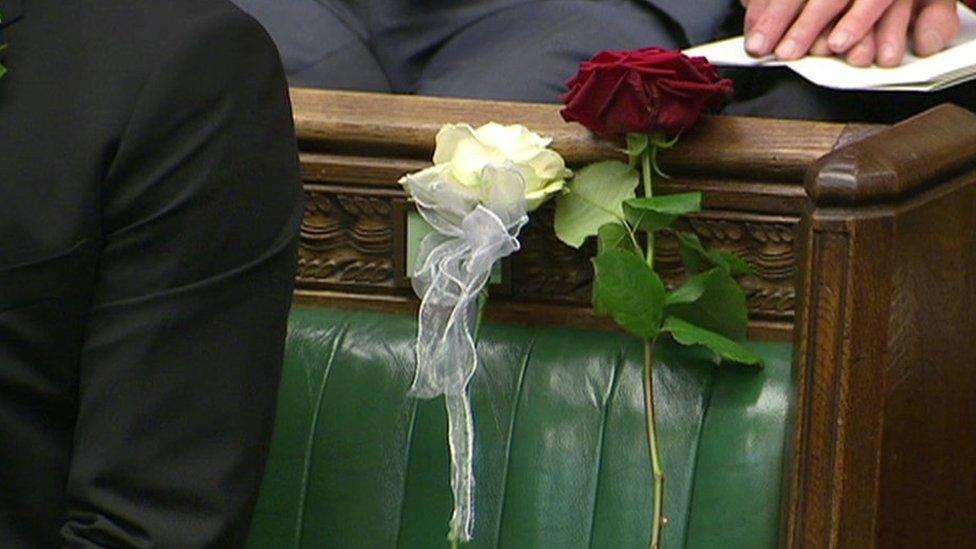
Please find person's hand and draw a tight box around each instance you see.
[742,0,961,67]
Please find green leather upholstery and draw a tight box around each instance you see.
[248,307,793,548]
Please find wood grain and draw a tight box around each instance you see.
[788,106,976,548]
[291,88,846,180]
[806,104,976,205]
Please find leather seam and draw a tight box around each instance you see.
[682,360,720,547]
[585,343,626,549]
[293,324,348,547]
[492,336,536,549]
[392,378,421,547]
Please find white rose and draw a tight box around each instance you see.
[401,122,571,211]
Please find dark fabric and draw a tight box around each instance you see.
[231,0,390,91]
[0,0,23,26]
[231,0,682,100]
[648,0,733,44]
[0,1,303,546]
[236,0,976,122]
[248,307,794,548]
[340,0,546,90]
[342,0,691,93]
[343,0,724,53]
[0,1,23,62]
[724,66,976,121]
[413,0,679,102]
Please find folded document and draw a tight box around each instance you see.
[684,4,976,92]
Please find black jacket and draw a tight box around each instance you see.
[0,0,302,546]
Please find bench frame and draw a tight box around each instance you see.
[290,88,976,547]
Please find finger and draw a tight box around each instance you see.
[810,28,833,55]
[774,0,848,59]
[845,29,877,66]
[912,0,960,57]
[745,0,806,56]
[874,0,912,66]
[828,0,896,53]
[744,0,775,35]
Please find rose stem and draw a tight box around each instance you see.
[644,338,664,549]
[642,144,665,549]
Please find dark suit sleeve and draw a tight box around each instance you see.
[60,8,302,547]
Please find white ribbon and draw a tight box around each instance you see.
[403,163,529,542]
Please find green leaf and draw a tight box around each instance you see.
[663,317,763,366]
[594,224,642,312]
[665,268,748,341]
[677,232,708,274]
[677,231,753,276]
[554,161,640,248]
[664,268,717,307]
[592,250,666,339]
[597,222,641,257]
[624,193,702,233]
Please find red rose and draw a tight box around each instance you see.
[561,47,733,140]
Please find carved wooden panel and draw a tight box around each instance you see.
[297,185,403,294]
[663,213,799,323]
[508,208,597,305]
[296,181,800,328]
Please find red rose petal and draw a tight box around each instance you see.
[562,47,732,139]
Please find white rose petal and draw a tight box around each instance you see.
[406,121,571,212]
[525,179,567,211]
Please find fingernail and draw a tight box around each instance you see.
[918,30,943,55]
[776,38,798,59]
[879,43,898,65]
[746,32,767,54]
[829,30,852,52]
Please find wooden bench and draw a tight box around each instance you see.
[276,88,976,547]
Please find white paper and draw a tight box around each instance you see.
[684,4,976,91]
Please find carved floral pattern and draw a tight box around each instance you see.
[298,188,395,287]
[297,186,799,321]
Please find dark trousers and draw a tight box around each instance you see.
[232,0,976,122]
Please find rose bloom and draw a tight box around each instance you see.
[561,47,733,140]
[401,122,571,211]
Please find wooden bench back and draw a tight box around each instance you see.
[291,88,857,340]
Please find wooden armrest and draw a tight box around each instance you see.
[789,103,976,548]
[292,88,847,178]
[808,104,976,205]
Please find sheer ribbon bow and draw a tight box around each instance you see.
[404,163,529,542]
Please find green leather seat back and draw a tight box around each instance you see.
[248,307,793,548]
